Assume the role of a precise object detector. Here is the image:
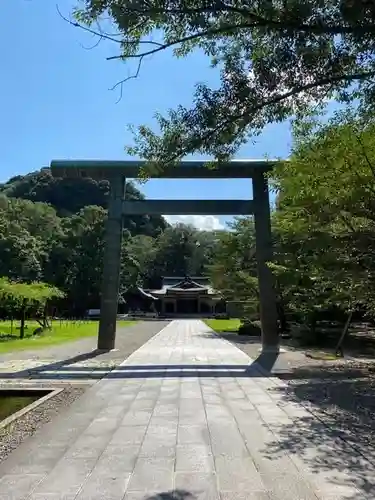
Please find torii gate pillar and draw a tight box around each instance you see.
[97,175,126,351]
[253,171,279,351]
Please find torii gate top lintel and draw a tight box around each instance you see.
[50,159,276,180]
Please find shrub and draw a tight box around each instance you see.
[238,320,262,336]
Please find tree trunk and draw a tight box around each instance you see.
[20,301,26,339]
[310,313,317,334]
[308,312,320,344]
[275,280,289,334]
[277,300,289,334]
[335,310,353,357]
[43,301,50,328]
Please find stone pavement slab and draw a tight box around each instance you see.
[0,320,374,500]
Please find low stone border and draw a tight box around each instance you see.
[0,387,63,431]
[0,384,86,464]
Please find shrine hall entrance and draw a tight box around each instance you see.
[176,299,197,315]
[50,159,280,352]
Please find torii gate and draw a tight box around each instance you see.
[50,160,279,352]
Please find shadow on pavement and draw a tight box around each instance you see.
[203,329,375,498]
[252,350,279,372]
[51,349,110,366]
[261,364,375,499]
[1,336,374,498]
[0,348,110,380]
[145,491,195,500]
[217,333,263,345]
[0,354,279,380]
[0,364,266,380]
[263,391,375,498]
[199,331,262,345]
[276,372,375,449]
[278,363,375,443]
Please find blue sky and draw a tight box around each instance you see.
[1,0,293,230]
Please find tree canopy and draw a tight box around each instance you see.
[273,111,375,320]
[0,169,167,236]
[150,223,220,277]
[0,169,219,316]
[210,110,375,336]
[209,217,258,317]
[0,278,65,337]
[0,278,64,304]
[73,0,375,166]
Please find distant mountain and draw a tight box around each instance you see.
[0,169,167,237]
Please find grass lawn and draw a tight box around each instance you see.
[0,320,137,353]
[205,319,241,333]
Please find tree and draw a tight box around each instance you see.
[46,205,147,314]
[0,279,64,338]
[54,206,107,313]
[0,167,225,318]
[209,217,259,319]
[148,223,217,277]
[0,169,170,315]
[0,196,61,282]
[194,230,222,274]
[126,234,157,285]
[0,169,167,236]
[209,111,375,341]
[273,111,375,326]
[73,1,375,165]
[151,223,199,276]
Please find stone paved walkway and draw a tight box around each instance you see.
[0,320,373,500]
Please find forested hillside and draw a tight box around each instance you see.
[0,169,166,237]
[0,169,219,316]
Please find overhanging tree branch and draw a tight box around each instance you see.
[105,22,264,60]
[160,69,375,164]
[57,5,164,48]
[67,5,375,62]
[71,0,375,159]
[110,56,145,103]
[92,3,375,36]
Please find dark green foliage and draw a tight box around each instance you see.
[209,217,259,319]
[0,169,219,315]
[238,320,262,336]
[272,112,375,325]
[0,169,166,237]
[0,278,64,338]
[1,169,109,215]
[211,111,375,342]
[150,223,219,277]
[74,1,375,165]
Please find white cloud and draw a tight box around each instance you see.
[164,215,225,231]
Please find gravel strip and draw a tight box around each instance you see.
[0,385,86,464]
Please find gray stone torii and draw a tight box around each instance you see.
[50,159,279,352]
